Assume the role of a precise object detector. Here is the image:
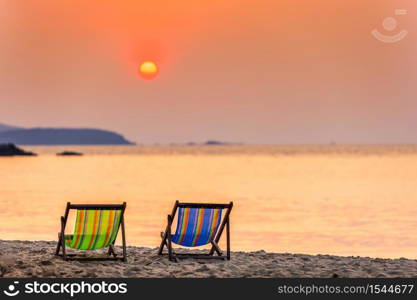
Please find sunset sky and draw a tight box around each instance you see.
[1,0,416,144]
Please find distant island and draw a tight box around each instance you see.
[0,123,134,145]
[179,140,240,146]
[0,123,21,132]
[204,140,229,145]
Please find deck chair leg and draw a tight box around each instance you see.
[164,240,170,252]
[62,236,67,261]
[160,236,170,253]
[55,233,62,255]
[209,229,224,256]
[211,241,222,256]
[226,216,231,260]
[121,217,127,262]
[58,215,68,261]
[158,231,168,255]
[167,215,176,262]
[168,240,177,262]
[108,244,117,257]
[159,232,173,254]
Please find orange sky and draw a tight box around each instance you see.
[1,0,416,144]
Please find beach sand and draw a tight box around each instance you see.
[1,240,416,278]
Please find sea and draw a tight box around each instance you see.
[1,145,417,258]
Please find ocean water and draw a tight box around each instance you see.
[1,145,417,258]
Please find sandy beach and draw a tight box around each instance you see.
[1,240,416,278]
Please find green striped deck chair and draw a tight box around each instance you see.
[158,201,233,261]
[55,202,127,261]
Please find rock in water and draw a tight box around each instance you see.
[0,143,36,156]
[56,151,83,156]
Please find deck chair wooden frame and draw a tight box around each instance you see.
[55,202,127,262]
[158,201,233,261]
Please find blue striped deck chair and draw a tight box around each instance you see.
[55,202,127,262]
[158,201,233,261]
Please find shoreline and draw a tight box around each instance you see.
[1,240,417,278]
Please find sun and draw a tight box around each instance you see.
[139,61,158,80]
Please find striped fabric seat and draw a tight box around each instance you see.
[64,209,122,250]
[171,207,222,247]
